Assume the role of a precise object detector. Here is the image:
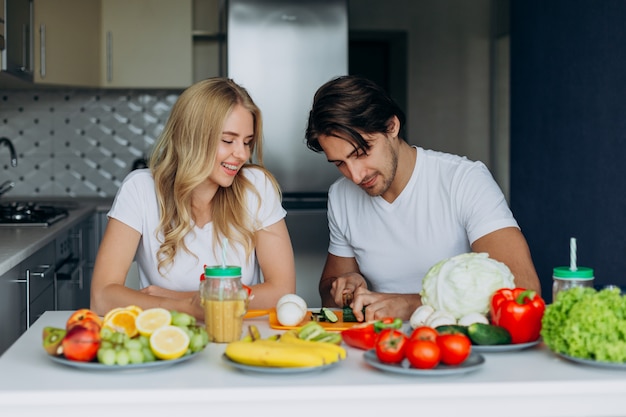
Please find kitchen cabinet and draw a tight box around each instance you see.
[4,0,193,89]
[1,0,32,81]
[192,0,224,81]
[0,242,55,355]
[100,0,193,88]
[55,215,96,311]
[0,207,99,355]
[0,264,23,355]
[0,0,5,71]
[32,0,100,87]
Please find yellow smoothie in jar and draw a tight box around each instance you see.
[204,299,246,343]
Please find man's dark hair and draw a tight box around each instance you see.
[305,75,406,153]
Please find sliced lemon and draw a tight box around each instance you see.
[150,325,190,360]
[135,308,172,337]
[103,310,139,338]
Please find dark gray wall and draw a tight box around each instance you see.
[510,0,626,302]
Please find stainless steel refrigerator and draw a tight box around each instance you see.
[227,0,348,306]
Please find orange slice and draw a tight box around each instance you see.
[125,305,143,316]
[103,310,139,338]
[103,307,126,324]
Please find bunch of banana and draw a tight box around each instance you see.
[225,325,346,368]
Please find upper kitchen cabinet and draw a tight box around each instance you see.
[100,0,193,88]
[1,0,33,82]
[33,0,101,87]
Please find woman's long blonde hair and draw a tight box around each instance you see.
[149,78,279,274]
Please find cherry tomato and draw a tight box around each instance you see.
[436,333,472,365]
[375,328,407,364]
[405,339,440,369]
[409,326,438,342]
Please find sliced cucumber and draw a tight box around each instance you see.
[321,307,338,323]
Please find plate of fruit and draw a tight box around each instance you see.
[222,323,346,374]
[43,307,209,370]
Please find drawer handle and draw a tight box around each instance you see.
[10,265,53,329]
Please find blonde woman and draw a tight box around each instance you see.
[91,78,296,320]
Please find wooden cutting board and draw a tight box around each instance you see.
[268,309,361,331]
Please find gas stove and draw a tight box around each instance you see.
[0,201,70,227]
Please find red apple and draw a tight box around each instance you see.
[66,309,102,330]
[62,324,101,362]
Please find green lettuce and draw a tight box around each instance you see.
[541,286,626,362]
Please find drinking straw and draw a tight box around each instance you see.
[221,238,228,268]
[570,237,577,271]
[220,238,229,301]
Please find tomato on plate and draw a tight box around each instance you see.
[409,326,438,342]
[436,333,471,366]
[375,328,407,364]
[405,339,440,369]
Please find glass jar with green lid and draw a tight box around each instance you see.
[552,266,594,303]
[201,265,248,343]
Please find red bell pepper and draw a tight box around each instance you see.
[341,322,377,350]
[341,317,403,350]
[490,287,546,344]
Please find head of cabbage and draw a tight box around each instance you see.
[420,252,515,319]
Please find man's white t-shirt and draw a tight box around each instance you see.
[108,167,286,291]
[327,146,518,294]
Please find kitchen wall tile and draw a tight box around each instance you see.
[0,88,180,198]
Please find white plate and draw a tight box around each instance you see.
[47,351,200,371]
[363,349,485,376]
[555,352,626,369]
[222,354,341,374]
[471,339,541,353]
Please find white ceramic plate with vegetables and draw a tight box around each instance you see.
[554,353,626,369]
[471,339,541,353]
[363,349,485,376]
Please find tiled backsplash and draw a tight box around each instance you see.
[0,89,181,198]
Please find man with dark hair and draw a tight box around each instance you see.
[305,75,540,322]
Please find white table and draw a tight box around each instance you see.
[1,311,626,417]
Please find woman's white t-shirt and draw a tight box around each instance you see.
[327,147,519,294]
[108,167,286,291]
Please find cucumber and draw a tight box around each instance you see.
[467,322,512,345]
[435,324,469,337]
[342,306,366,322]
[342,306,357,322]
[321,307,338,323]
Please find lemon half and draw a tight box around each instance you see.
[135,308,172,337]
[150,325,190,360]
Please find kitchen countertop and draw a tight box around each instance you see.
[2,311,626,417]
[0,198,113,276]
